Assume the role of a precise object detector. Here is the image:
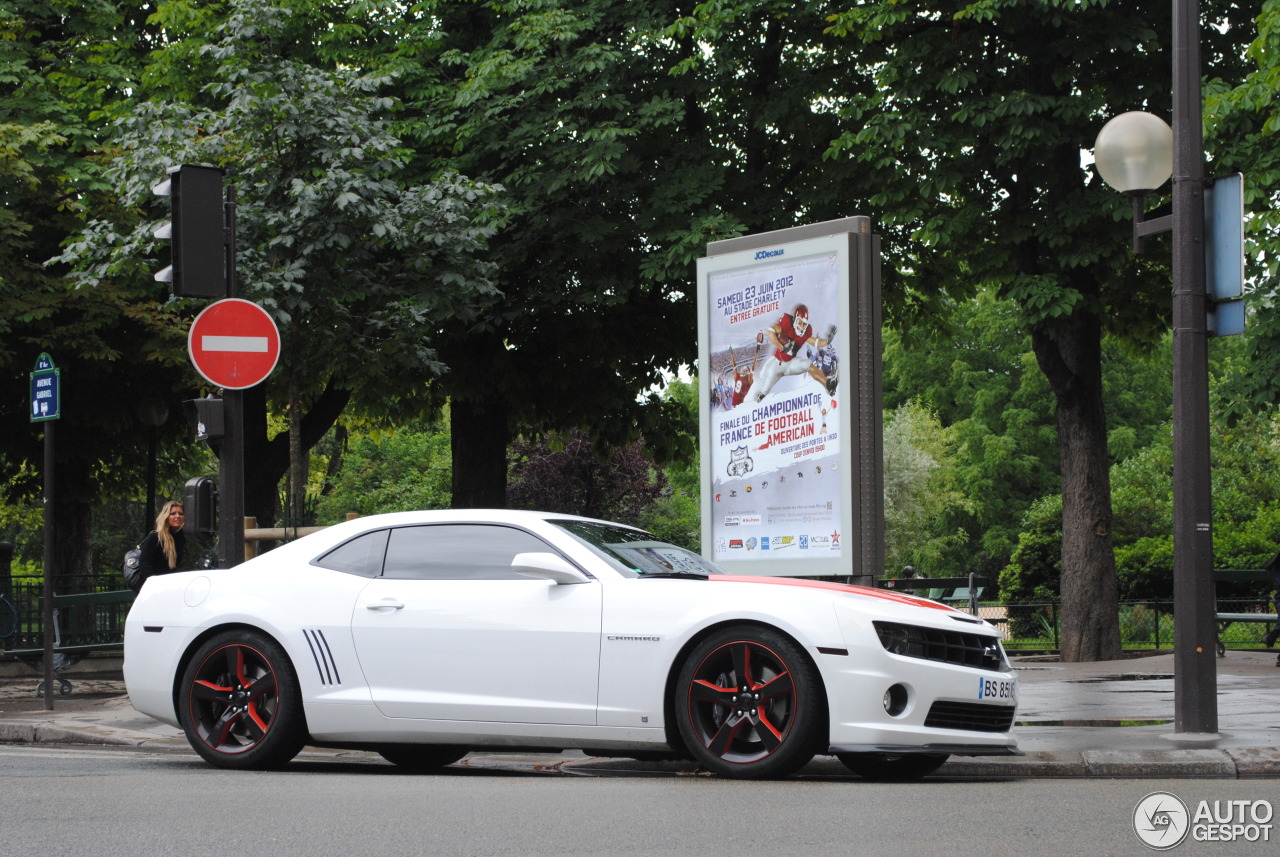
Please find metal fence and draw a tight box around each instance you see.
[976,598,1277,651]
[2,575,132,654]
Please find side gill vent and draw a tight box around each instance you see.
[303,629,342,686]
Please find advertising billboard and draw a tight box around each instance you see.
[697,219,881,579]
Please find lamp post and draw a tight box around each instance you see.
[1094,0,1217,736]
[135,394,169,527]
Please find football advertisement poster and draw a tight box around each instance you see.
[697,230,859,577]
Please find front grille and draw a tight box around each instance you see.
[925,701,1016,733]
[873,621,1003,671]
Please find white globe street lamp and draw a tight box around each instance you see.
[1094,111,1173,195]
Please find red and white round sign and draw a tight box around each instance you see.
[187,298,281,390]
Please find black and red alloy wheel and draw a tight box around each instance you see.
[189,642,278,753]
[675,626,821,779]
[179,629,305,769]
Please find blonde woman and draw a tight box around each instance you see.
[136,500,187,585]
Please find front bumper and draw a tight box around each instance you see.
[821,616,1019,755]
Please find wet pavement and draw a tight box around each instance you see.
[1,650,1277,778]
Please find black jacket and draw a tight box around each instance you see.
[137,529,187,582]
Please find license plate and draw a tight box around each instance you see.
[978,677,1017,702]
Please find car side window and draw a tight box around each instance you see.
[382,524,556,580]
[312,529,389,577]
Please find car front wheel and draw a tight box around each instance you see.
[674,626,822,779]
[179,629,306,770]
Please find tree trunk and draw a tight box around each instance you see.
[450,396,511,508]
[50,499,94,592]
[242,381,351,528]
[49,455,94,592]
[1031,315,1123,662]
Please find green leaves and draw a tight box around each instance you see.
[62,0,502,401]
[1005,274,1083,323]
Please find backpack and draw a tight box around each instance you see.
[123,546,144,593]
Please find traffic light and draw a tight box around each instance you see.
[182,395,225,451]
[183,476,218,541]
[152,164,227,298]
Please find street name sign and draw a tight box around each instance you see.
[188,298,281,389]
[29,352,60,422]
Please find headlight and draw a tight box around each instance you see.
[873,621,1004,671]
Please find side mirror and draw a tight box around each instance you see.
[511,552,591,585]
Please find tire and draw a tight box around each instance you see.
[179,629,307,770]
[674,625,823,779]
[377,745,469,772]
[835,752,949,781]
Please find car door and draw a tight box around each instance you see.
[349,523,603,725]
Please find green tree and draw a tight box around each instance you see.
[58,0,502,527]
[822,0,1254,660]
[636,377,701,549]
[882,401,974,578]
[376,0,875,506]
[507,431,666,523]
[313,427,452,521]
[1206,1,1280,423]
[997,494,1062,637]
[883,291,1172,581]
[0,0,206,586]
[1022,409,1280,601]
[883,293,1059,577]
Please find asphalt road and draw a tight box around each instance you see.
[1,744,1275,857]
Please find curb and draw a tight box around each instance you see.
[4,721,1277,779]
[0,720,187,748]
[937,749,1280,779]
[562,749,1280,780]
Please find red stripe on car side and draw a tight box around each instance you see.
[709,575,957,611]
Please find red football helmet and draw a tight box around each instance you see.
[792,305,810,336]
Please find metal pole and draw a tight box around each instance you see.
[41,422,54,710]
[219,392,244,569]
[145,425,157,527]
[852,216,884,588]
[218,185,245,569]
[1171,0,1217,734]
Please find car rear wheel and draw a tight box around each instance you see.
[835,751,949,781]
[179,629,306,770]
[674,626,822,779]
[377,745,469,771]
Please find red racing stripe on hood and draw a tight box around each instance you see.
[710,575,958,611]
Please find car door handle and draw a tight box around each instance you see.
[366,599,405,611]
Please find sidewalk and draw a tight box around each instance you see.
[1,650,1277,778]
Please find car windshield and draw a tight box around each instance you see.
[550,520,727,578]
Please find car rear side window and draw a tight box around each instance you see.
[382,524,554,580]
[313,529,389,577]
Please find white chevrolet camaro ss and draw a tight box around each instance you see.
[124,509,1018,779]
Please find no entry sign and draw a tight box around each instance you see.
[188,298,281,389]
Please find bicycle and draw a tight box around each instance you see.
[0,589,16,639]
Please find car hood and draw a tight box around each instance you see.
[710,574,959,613]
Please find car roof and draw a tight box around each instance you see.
[237,509,633,568]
